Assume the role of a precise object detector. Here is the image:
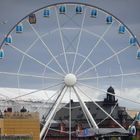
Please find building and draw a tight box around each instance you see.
[0,134,32,140]
[42,87,134,140]
[0,107,40,140]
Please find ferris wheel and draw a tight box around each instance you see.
[0,2,140,139]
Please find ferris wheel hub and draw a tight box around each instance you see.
[64,73,77,86]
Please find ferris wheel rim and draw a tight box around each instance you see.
[1,1,139,113]
[0,1,140,49]
[0,2,140,139]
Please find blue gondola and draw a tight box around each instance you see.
[129,37,136,46]
[29,13,36,24]
[91,9,97,18]
[0,49,4,59]
[59,5,66,14]
[118,25,125,34]
[106,16,112,24]
[135,112,140,120]
[136,49,140,59]
[76,5,82,14]
[43,9,50,17]
[5,35,12,45]
[16,23,23,33]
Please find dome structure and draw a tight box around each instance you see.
[107,86,115,94]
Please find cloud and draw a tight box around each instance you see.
[0,86,140,111]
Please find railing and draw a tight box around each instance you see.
[0,134,32,140]
[3,112,39,119]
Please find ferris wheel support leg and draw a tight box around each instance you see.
[76,85,126,130]
[91,97,126,130]
[40,86,67,140]
[73,87,99,129]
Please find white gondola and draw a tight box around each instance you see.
[129,125,136,135]
[16,23,23,33]
[43,9,50,17]
[136,49,140,59]
[59,5,66,14]
[91,9,97,18]
[29,13,36,24]
[5,35,12,45]
[118,25,125,34]
[129,37,136,46]
[0,49,4,59]
[76,5,82,14]
[106,16,112,24]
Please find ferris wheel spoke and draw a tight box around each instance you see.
[41,53,66,97]
[0,71,62,80]
[41,86,68,139]
[81,27,124,94]
[46,128,68,134]
[78,82,140,105]
[64,52,99,83]
[97,103,118,125]
[71,8,87,73]
[81,28,124,79]
[75,21,114,74]
[9,43,45,66]
[71,87,92,128]
[55,8,69,73]
[75,85,125,130]
[62,30,80,52]
[9,44,64,77]
[28,22,66,75]
[102,37,124,93]
[69,87,72,139]
[77,45,131,78]
[42,108,65,140]
[8,82,63,101]
[42,112,58,140]
[82,28,102,39]
[41,85,66,122]
[102,38,124,75]
[61,14,81,28]
[17,38,39,74]
[73,86,98,129]
[0,3,140,139]
[16,37,49,96]
[34,91,59,112]
[78,72,140,81]
[16,38,39,94]
[0,92,9,99]
[81,26,124,79]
